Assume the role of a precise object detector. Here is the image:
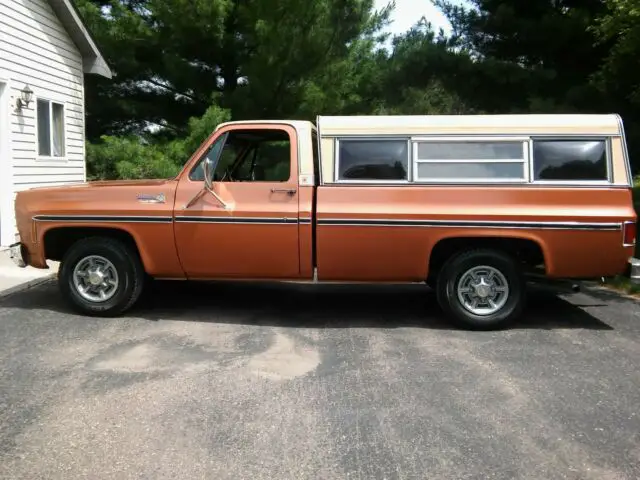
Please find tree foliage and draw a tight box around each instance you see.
[593,0,640,102]
[74,0,389,139]
[75,0,640,180]
[87,104,231,180]
[432,0,612,112]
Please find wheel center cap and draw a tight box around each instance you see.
[88,271,104,286]
[474,279,492,298]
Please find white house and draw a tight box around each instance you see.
[0,0,111,247]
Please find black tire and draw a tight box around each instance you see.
[436,248,525,330]
[426,274,438,290]
[58,237,145,317]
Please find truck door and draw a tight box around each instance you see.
[173,124,301,279]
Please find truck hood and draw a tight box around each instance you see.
[14,178,179,228]
[25,178,175,191]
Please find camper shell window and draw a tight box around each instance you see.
[329,134,613,186]
[335,138,411,182]
[413,137,529,183]
[531,138,610,183]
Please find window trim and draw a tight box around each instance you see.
[412,136,531,184]
[225,136,293,183]
[334,136,412,183]
[188,132,229,182]
[616,115,633,188]
[35,96,67,161]
[324,133,618,187]
[311,129,321,186]
[188,128,294,183]
[528,136,612,185]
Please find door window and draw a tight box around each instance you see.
[219,130,291,182]
[190,129,291,182]
[189,133,227,181]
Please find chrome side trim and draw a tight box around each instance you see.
[33,215,173,223]
[317,218,622,231]
[31,214,623,231]
[33,214,304,225]
[174,216,298,225]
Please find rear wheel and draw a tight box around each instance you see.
[436,249,525,330]
[58,237,145,317]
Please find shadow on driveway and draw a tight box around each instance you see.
[0,279,614,331]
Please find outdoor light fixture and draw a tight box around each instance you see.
[15,84,33,110]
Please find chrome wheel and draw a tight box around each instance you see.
[72,255,119,303]
[456,265,509,316]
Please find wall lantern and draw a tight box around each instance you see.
[15,84,33,110]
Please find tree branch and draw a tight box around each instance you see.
[143,78,206,104]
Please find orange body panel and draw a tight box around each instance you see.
[314,186,635,281]
[298,185,315,279]
[173,123,304,279]
[11,119,637,285]
[15,180,184,277]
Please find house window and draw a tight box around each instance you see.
[413,139,528,182]
[336,139,409,181]
[37,99,65,157]
[532,139,608,181]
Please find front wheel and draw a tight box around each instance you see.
[58,237,145,317]
[436,249,525,330]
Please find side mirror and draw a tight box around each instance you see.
[184,133,230,210]
[199,155,229,209]
[203,156,214,190]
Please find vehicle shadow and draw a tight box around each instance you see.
[0,279,613,330]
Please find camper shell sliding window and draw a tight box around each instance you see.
[331,135,613,185]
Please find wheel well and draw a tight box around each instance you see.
[43,227,140,262]
[428,237,545,278]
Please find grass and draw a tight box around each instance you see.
[604,275,640,295]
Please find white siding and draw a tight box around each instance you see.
[0,0,86,246]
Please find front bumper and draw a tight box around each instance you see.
[629,257,640,285]
[7,242,27,268]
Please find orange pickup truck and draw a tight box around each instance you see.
[9,114,640,329]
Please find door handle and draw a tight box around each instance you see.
[271,188,297,195]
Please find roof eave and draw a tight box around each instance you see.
[83,56,112,79]
[47,0,113,79]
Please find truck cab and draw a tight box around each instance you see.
[10,114,639,329]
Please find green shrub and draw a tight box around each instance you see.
[86,104,232,181]
[86,136,180,180]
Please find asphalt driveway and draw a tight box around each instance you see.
[0,280,639,479]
